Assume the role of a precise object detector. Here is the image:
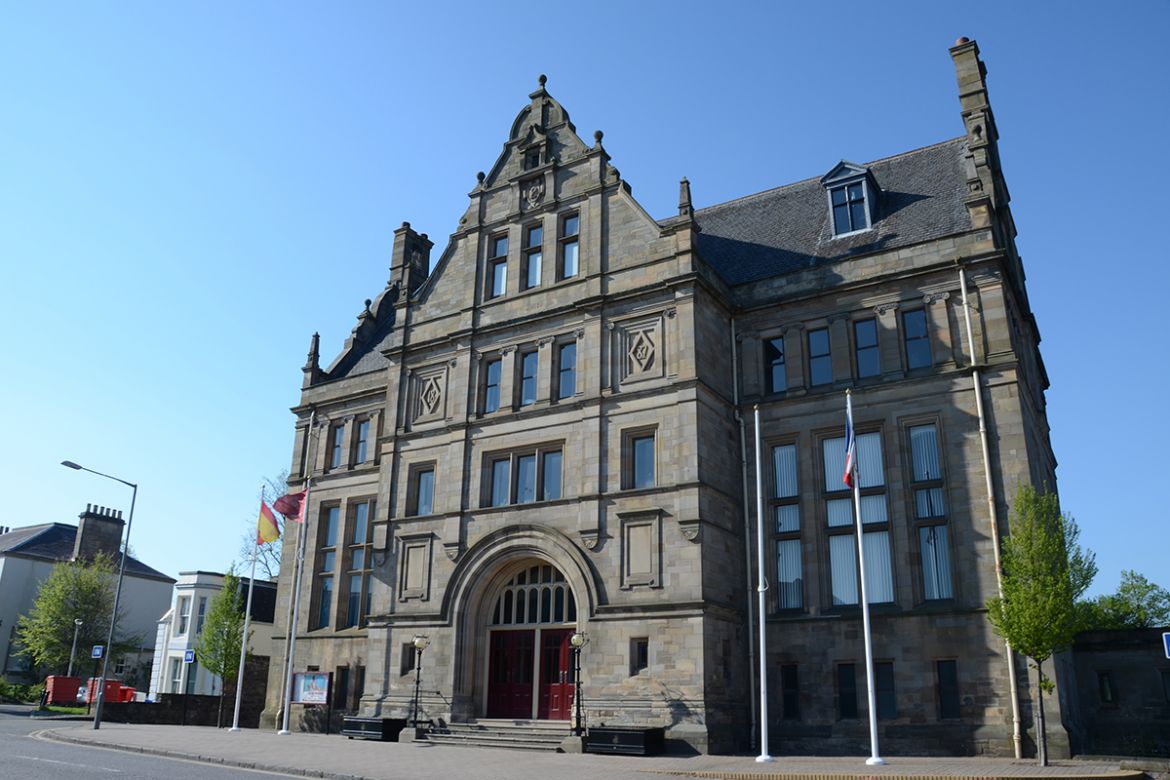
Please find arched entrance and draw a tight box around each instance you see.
[485,562,578,720]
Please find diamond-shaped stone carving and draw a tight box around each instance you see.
[421,377,442,415]
[628,330,655,373]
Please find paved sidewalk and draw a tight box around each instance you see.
[37,722,1140,780]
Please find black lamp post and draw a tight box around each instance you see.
[410,635,430,729]
[67,618,83,678]
[61,460,137,731]
[570,631,587,737]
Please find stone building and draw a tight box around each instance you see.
[262,38,1059,756]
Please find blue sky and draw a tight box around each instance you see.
[1,2,1165,598]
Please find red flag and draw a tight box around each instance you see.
[257,501,280,544]
[273,490,307,524]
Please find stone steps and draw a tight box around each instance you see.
[421,719,573,752]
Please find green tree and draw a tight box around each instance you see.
[14,552,138,678]
[1081,570,1170,630]
[986,485,1096,766]
[196,571,248,727]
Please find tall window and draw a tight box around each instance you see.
[772,443,802,609]
[316,505,340,629]
[352,419,370,465]
[176,597,191,635]
[409,466,435,516]
[625,431,656,489]
[830,182,868,235]
[329,424,345,469]
[170,658,183,693]
[823,432,894,605]
[837,663,858,719]
[875,661,896,719]
[910,423,952,600]
[765,337,787,393]
[808,328,832,386]
[196,596,207,634]
[559,213,579,279]
[486,447,562,507]
[781,664,799,720]
[523,224,542,290]
[557,342,576,400]
[903,309,931,369]
[936,660,960,719]
[488,234,508,299]
[483,358,502,413]
[854,319,880,378]
[519,350,538,406]
[345,501,373,628]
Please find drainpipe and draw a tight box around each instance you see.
[730,318,758,748]
[960,267,1022,759]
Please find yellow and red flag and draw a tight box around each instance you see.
[257,500,280,544]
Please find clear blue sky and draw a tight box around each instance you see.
[2,2,1165,597]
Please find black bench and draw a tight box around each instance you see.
[340,716,407,741]
[585,726,665,756]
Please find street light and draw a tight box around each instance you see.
[410,635,430,730]
[61,460,137,731]
[570,631,588,737]
[67,619,83,678]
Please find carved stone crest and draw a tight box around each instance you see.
[523,177,545,209]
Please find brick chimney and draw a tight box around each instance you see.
[72,503,125,561]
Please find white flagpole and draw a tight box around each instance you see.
[848,390,885,766]
[279,410,316,736]
[230,483,263,732]
[752,405,774,763]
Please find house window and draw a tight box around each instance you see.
[196,596,207,634]
[524,148,541,170]
[488,234,508,299]
[315,505,340,629]
[903,309,931,369]
[353,419,370,464]
[808,328,832,386]
[875,661,896,719]
[624,430,656,489]
[830,182,868,235]
[837,663,858,719]
[400,643,417,676]
[519,350,538,406]
[781,664,799,720]
[937,659,960,719]
[765,337,787,393]
[408,466,435,516]
[772,443,802,609]
[910,423,952,600]
[345,500,373,628]
[334,665,350,711]
[854,319,880,378]
[329,423,345,470]
[559,213,579,279]
[630,637,649,675]
[169,658,183,693]
[823,432,893,606]
[1097,671,1115,704]
[557,341,576,400]
[176,597,191,635]
[483,357,502,413]
[485,446,563,507]
[523,224,542,290]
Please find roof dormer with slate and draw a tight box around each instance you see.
[821,161,881,238]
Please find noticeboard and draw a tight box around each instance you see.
[291,671,331,705]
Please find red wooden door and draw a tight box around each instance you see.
[537,628,574,720]
[487,630,534,719]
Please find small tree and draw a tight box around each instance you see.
[15,553,137,678]
[238,472,288,580]
[987,485,1096,766]
[1081,570,1170,630]
[196,571,248,727]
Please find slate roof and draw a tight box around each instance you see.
[0,523,174,582]
[690,137,971,286]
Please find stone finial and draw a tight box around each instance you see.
[593,129,603,146]
[476,171,485,184]
[304,332,320,370]
[679,177,693,219]
[955,36,970,45]
[538,74,547,87]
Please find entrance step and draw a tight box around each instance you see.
[421,719,574,752]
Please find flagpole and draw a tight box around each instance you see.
[279,410,316,736]
[848,390,885,766]
[752,405,773,763]
[230,483,264,732]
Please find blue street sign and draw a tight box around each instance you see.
[1163,632,1169,660]
[184,649,196,664]
[91,645,103,659]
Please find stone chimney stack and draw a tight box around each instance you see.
[72,503,125,561]
[389,221,433,300]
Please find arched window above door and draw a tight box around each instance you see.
[491,564,577,626]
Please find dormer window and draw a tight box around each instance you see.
[821,161,879,237]
[524,148,541,170]
[830,183,868,235]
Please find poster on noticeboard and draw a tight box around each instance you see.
[291,671,330,704]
